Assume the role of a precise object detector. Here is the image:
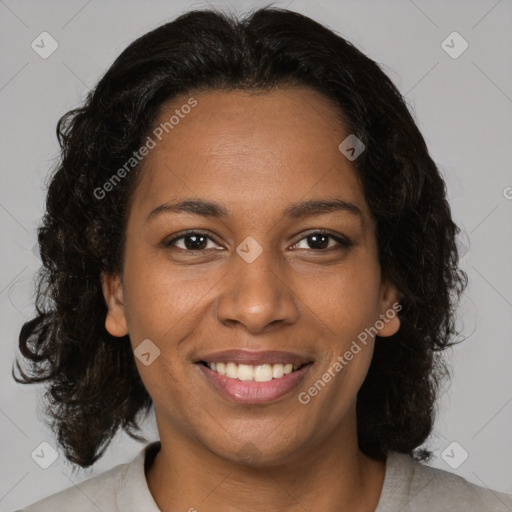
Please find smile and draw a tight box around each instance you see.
[194,349,314,404]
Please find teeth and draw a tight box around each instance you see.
[254,364,273,382]
[225,362,237,379]
[205,362,303,381]
[238,364,254,381]
[272,364,284,378]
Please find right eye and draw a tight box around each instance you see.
[163,231,223,252]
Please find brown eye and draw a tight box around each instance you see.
[164,232,220,251]
[293,231,353,251]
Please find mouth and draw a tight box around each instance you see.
[194,350,314,404]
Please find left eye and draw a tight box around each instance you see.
[292,232,352,251]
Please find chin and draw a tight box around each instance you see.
[202,430,306,468]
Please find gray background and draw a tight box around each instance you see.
[1,0,511,510]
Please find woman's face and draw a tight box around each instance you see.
[102,86,400,465]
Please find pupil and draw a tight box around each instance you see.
[185,235,207,250]
[309,234,328,249]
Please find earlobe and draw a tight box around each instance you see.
[100,271,129,337]
[376,281,402,338]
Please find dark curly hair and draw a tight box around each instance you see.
[13,6,468,468]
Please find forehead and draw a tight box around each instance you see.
[129,86,370,224]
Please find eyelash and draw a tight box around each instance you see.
[163,230,353,252]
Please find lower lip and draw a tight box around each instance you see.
[197,363,313,404]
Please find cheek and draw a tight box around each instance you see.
[135,358,199,436]
[122,250,210,338]
[295,260,382,339]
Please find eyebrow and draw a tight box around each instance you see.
[146,198,364,224]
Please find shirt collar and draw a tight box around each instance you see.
[116,441,162,511]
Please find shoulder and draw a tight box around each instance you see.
[377,451,512,512]
[15,442,161,512]
[15,463,126,512]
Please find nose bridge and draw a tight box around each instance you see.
[236,236,278,289]
[215,236,299,331]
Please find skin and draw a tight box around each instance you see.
[101,86,401,512]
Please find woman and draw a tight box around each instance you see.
[13,6,512,512]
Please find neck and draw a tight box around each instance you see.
[146,406,386,512]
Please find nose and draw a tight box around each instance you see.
[214,246,300,334]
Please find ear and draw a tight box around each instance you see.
[100,271,129,337]
[376,279,402,338]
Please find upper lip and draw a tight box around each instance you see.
[196,349,313,367]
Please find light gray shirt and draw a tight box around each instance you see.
[17,441,512,511]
